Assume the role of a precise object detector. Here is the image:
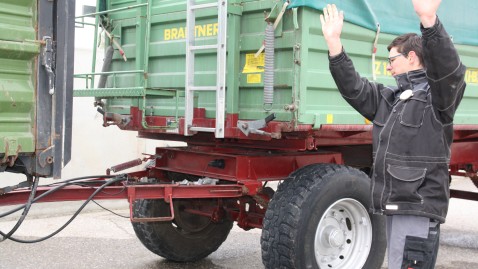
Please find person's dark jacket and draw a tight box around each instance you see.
[328,17,466,223]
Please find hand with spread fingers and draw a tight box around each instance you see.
[412,0,441,27]
[319,4,344,56]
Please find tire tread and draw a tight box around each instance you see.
[261,164,384,269]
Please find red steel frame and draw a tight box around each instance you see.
[1,124,478,229]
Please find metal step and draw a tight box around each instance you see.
[73,87,145,97]
[190,86,218,91]
[189,127,215,132]
[190,2,218,10]
[190,44,219,51]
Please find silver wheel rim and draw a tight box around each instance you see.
[314,198,372,268]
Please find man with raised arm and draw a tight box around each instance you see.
[320,1,466,268]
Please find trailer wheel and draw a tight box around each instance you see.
[261,164,386,269]
[132,199,233,262]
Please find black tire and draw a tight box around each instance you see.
[132,199,233,262]
[261,164,386,269]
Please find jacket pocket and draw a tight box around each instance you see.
[402,222,440,269]
[399,90,428,128]
[401,235,437,269]
[386,165,426,204]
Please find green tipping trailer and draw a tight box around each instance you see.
[74,0,478,139]
[1,0,478,268]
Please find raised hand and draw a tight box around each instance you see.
[320,4,344,56]
[412,0,441,27]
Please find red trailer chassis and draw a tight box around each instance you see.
[1,125,478,230]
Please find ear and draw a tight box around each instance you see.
[407,51,416,62]
[407,51,422,67]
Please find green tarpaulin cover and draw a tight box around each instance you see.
[288,0,478,46]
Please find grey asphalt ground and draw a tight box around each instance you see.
[0,176,477,269]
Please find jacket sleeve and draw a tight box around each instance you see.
[421,17,467,125]
[329,50,382,121]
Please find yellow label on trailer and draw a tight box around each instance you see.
[243,53,265,73]
[163,23,218,41]
[247,74,262,84]
[465,68,478,84]
[375,61,478,84]
[326,114,334,124]
[374,61,392,77]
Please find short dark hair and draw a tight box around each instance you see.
[387,33,424,67]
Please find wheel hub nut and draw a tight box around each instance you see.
[328,229,345,247]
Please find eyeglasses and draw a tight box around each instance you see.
[387,53,407,65]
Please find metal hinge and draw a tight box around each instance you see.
[237,113,277,137]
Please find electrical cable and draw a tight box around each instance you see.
[42,180,108,187]
[0,175,128,241]
[0,175,127,243]
[72,182,127,196]
[0,182,69,219]
[39,174,116,186]
[91,200,129,219]
[0,175,116,219]
[63,182,129,218]
[0,176,39,242]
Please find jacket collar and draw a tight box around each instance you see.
[394,69,427,92]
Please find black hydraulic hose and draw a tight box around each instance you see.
[0,176,39,242]
[0,175,127,243]
[91,200,129,219]
[41,174,117,185]
[54,181,129,218]
[0,175,117,219]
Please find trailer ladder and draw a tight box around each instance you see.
[184,0,228,138]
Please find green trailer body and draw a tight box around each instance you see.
[74,0,478,141]
[0,1,38,159]
[0,0,75,178]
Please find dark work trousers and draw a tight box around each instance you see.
[386,215,440,269]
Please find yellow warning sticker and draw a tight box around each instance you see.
[243,53,265,73]
[247,74,262,84]
[326,114,334,124]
